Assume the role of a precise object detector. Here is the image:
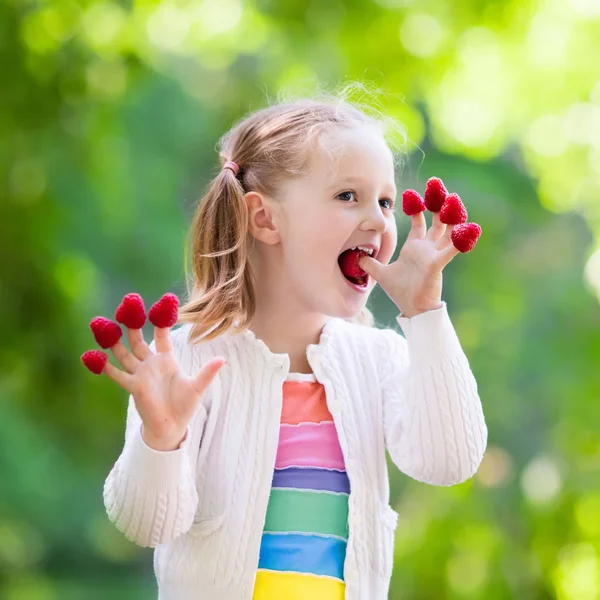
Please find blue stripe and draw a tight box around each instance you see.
[258,533,346,580]
[272,467,350,494]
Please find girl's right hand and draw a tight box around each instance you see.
[103,321,226,452]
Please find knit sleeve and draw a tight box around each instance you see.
[377,301,487,486]
[102,332,201,547]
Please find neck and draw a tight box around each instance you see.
[247,297,328,375]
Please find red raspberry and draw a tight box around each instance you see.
[440,193,468,225]
[149,293,179,328]
[115,293,147,329]
[402,189,426,216]
[451,223,482,253]
[90,317,123,349]
[338,249,368,279]
[424,177,448,212]
[81,350,108,374]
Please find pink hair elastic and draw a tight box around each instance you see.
[223,161,239,176]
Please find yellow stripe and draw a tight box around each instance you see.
[253,570,345,600]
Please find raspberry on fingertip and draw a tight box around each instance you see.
[81,350,108,374]
[402,189,426,216]
[451,222,482,253]
[90,317,123,349]
[115,293,147,329]
[440,193,468,225]
[149,293,179,328]
[424,177,448,212]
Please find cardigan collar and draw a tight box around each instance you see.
[226,314,342,371]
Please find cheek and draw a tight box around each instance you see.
[284,219,339,268]
[380,223,398,264]
[301,217,344,258]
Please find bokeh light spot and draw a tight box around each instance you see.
[574,493,600,539]
[81,2,127,51]
[569,0,600,18]
[526,114,568,158]
[552,544,599,600]
[521,455,563,505]
[400,13,444,58]
[0,520,46,569]
[476,446,513,487]
[194,0,243,35]
[53,254,99,304]
[447,551,489,594]
[440,97,495,147]
[86,59,127,99]
[147,4,190,51]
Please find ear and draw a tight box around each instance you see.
[244,191,281,245]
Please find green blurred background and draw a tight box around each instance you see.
[2,0,600,598]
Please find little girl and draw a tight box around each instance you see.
[96,98,487,600]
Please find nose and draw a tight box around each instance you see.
[359,201,388,234]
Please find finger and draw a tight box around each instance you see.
[154,326,173,354]
[128,327,151,361]
[437,241,460,267]
[111,340,141,374]
[435,224,455,250]
[103,361,136,394]
[357,254,385,283]
[192,357,228,397]
[407,212,427,241]
[427,211,447,243]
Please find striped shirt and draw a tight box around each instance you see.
[252,372,350,599]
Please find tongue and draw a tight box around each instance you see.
[338,249,368,282]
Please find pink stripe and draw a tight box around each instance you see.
[275,422,345,470]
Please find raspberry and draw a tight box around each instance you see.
[451,223,482,253]
[338,249,368,279]
[81,350,108,374]
[402,189,426,216]
[90,317,123,349]
[148,293,179,328]
[440,193,468,225]
[115,293,147,329]
[424,177,448,212]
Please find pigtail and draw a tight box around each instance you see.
[179,164,256,343]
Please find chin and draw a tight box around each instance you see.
[331,294,373,320]
[304,270,375,318]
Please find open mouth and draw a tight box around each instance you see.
[337,247,374,288]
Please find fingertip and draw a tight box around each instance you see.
[408,211,427,238]
[152,325,174,355]
[210,357,227,370]
[357,255,371,272]
[413,212,426,225]
[444,244,461,261]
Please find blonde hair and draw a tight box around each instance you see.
[178,90,406,344]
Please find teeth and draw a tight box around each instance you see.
[351,246,375,256]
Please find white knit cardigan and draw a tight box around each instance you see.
[103,301,487,599]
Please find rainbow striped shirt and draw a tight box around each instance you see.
[252,372,350,600]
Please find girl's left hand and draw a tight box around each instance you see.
[358,210,460,319]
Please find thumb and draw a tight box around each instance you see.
[193,356,227,396]
[357,254,384,282]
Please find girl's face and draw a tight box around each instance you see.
[272,124,398,320]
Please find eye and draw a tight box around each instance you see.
[380,197,395,210]
[337,190,356,202]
